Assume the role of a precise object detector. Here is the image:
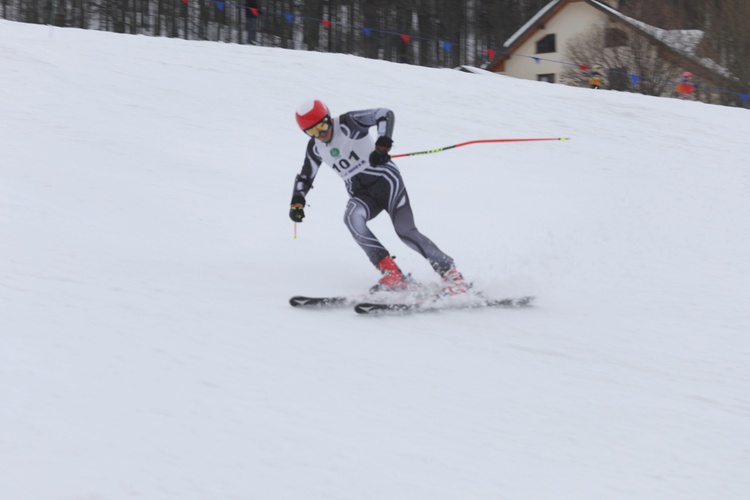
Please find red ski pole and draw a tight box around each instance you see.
[390,137,570,159]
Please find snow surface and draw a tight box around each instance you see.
[2,19,750,500]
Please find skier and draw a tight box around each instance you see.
[589,64,606,89]
[676,71,695,100]
[288,100,468,295]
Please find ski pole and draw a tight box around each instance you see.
[390,137,570,159]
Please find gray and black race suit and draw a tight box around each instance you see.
[291,108,455,275]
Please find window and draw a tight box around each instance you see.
[605,28,628,47]
[536,34,556,54]
[538,74,556,83]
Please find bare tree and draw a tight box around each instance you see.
[0,0,746,108]
[701,0,750,106]
[563,26,679,97]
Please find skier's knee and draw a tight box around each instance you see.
[344,202,368,234]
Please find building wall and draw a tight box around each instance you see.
[503,2,606,83]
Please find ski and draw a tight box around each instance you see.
[353,295,535,315]
[289,296,353,308]
[289,291,424,308]
[289,283,428,309]
[354,302,417,314]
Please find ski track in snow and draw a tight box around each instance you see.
[2,19,750,500]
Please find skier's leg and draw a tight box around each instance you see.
[367,167,468,293]
[343,197,389,268]
[344,196,411,290]
[389,190,469,294]
[365,167,456,275]
[389,189,456,275]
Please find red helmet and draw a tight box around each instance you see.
[295,100,330,131]
[683,71,693,78]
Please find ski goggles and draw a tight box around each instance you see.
[305,116,331,138]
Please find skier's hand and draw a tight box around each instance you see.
[289,203,305,222]
[369,136,393,166]
[375,135,393,150]
[369,149,390,166]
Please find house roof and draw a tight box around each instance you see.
[502,0,563,49]
[592,4,731,78]
[587,1,708,63]
[492,0,727,78]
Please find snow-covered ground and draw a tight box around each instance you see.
[2,19,749,500]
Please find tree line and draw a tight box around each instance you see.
[2,0,548,67]
[2,0,747,96]
[622,0,749,100]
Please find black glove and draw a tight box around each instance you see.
[369,136,393,166]
[289,198,305,222]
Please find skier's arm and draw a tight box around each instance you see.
[374,108,394,138]
[348,108,395,138]
[347,108,395,166]
[289,140,322,222]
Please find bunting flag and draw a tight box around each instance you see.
[165,4,745,102]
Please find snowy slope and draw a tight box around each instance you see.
[2,19,749,500]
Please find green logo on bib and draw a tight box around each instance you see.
[331,148,341,158]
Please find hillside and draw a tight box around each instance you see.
[2,19,749,500]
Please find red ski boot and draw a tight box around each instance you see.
[441,268,470,296]
[371,256,412,292]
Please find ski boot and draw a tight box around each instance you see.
[370,256,414,293]
[440,268,470,296]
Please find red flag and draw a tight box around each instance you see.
[181,0,187,4]
[399,34,410,44]
[579,65,591,71]
[321,20,331,29]
[486,49,496,60]
[249,7,259,16]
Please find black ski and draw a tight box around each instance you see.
[354,295,535,314]
[289,296,352,308]
[289,285,427,309]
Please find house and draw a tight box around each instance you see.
[487,0,738,103]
